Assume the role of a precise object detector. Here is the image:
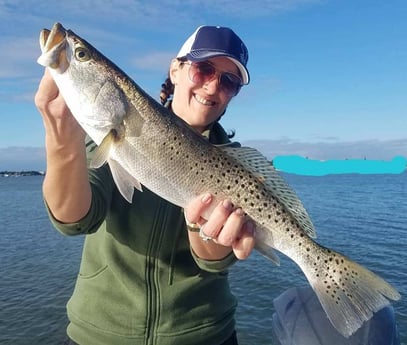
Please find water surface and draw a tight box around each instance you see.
[0,174,405,344]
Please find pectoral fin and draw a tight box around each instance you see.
[90,131,115,169]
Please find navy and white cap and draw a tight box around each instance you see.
[176,25,250,85]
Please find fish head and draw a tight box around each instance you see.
[36,23,130,146]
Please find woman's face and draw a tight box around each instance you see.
[170,56,240,133]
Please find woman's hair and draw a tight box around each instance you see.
[159,75,174,107]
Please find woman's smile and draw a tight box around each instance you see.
[194,93,216,106]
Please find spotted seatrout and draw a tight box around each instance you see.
[37,23,400,337]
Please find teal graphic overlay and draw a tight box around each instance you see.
[273,155,406,176]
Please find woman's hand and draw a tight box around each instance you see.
[35,69,85,144]
[35,69,91,223]
[185,193,256,260]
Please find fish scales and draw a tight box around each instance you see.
[125,105,296,241]
[37,22,401,338]
[120,92,305,235]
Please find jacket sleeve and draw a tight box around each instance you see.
[45,164,114,236]
[190,248,237,273]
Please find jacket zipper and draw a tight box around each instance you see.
[144,200,166,345]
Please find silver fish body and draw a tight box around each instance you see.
[37,23,400,337]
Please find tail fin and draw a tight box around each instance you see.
[302,245,401,337]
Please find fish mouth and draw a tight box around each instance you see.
[37,22,69,71]
[39,23,66,53]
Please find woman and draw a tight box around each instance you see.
[35,25,255,345]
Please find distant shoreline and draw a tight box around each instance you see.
[0,171,45,177]
[2,155,406,177]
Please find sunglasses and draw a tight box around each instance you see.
[182,61,243,96]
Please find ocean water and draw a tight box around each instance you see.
[0,174,405,345]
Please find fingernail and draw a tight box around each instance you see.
[235,208,245,217]
[223,199,233,210]
[201,193,212,204]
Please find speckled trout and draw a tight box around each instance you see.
[37,23,400,337]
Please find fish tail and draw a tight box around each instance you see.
[302,245,400,337]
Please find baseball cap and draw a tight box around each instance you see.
[176,25,250,85]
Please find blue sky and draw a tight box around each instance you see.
[0,0,406,170]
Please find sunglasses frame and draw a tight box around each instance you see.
[181,60,243,96]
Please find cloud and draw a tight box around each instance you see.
[191,0,322,17]
[0,0,322,24]
[0,34,42,105]
[0,0,324,102]
[243,138,407,161]
[0,90,35,103]
[0,147,46,171]
[0,36,40,79]
[130,52,175,72]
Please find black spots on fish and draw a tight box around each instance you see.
[258,202,270,212]
[322,273,343,304]
[316,251,366,306]
[325,285,341,304]
[164,139,184,160]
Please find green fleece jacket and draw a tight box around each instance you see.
[47,123,240,345]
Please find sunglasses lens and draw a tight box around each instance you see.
[190,62,216,84]
[188,62,242,96]
[220,73,241,95]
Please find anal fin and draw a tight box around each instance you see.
[108,158,142,203]
[255,241,280,266]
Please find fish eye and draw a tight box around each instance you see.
[75,47,90,61]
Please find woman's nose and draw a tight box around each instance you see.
[203,76,220,95]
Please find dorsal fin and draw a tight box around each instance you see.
[221,146,316,238]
